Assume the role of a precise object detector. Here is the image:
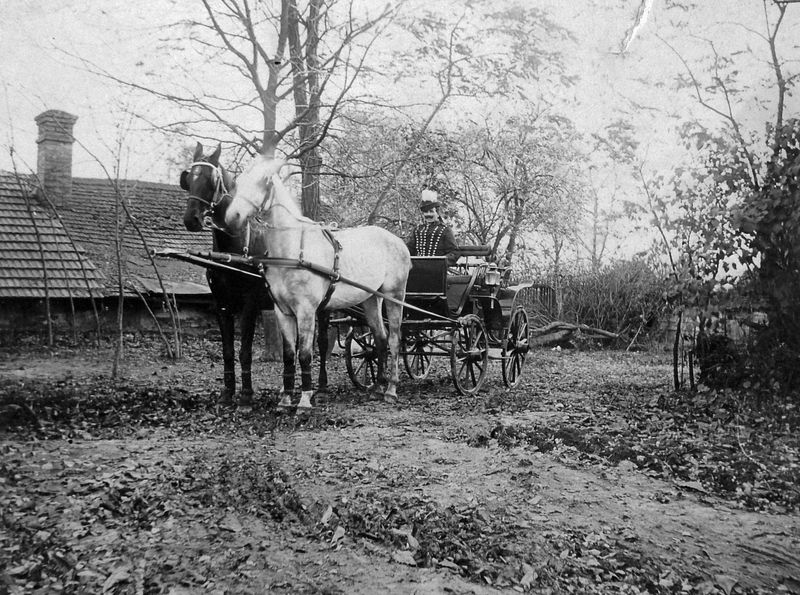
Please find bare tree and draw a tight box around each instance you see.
[70,119,184,375]
[73,0,394,222]
[441,112,585,267]
[658,0,800,189]
[361,2,574,225]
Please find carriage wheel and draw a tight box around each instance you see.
[502,307,530,388]
[403,330,435,380]
[450,314,489,396]
[345,327,378,391]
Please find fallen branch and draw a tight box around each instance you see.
[531,321,620,347]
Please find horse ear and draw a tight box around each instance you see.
[209,144,222,166]
[192,142,204,162]
[180,170,190,190]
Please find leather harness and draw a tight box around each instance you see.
[186,160,342,308]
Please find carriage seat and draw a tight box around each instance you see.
[407,257,448,296]
[446,245,496,313]
[457,244,493,258]
[450,244,493,277]
[406,256,483,316]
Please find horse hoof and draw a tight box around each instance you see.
[297,391,314,410]
[276,392,293,410]
[383,394,397,404]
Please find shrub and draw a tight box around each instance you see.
[559,259,668,344]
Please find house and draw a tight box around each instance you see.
[0,110,216,335]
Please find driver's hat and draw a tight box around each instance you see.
[419,189,441,212]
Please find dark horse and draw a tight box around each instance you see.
[180,143,273,406]
[180,143,333,405]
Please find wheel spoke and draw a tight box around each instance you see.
[362,361,375,384]
[346,328,377,391]
[470,363,479,385]
[404,331,434,380]
[503,308,529,389]
[451,315,488,396]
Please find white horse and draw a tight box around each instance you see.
[225,154,411,409]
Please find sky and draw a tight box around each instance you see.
[1,0,797,190]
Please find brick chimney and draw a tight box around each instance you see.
[35,110,78,208]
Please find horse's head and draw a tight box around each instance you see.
[225,153,290,232]
[180,142,233,232]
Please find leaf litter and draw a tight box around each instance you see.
[0,336,798,594]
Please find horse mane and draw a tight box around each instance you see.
[270,172,297,213]
[235,154,318,224]
[271,173,322,225]
[254,157,317,224]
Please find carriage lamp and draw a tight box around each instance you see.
[483,264,501,286]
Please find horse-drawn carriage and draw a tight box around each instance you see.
[335,246,532,396]
[157,244,534,397]
[165,145,534,407]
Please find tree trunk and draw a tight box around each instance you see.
[261,311,283,361]
[300,151,322,221]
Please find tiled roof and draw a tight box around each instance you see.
[63,177,212,292]
[0,173,212,298]
[0,174,106,298]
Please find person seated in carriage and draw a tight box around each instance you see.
[405,189,461,265]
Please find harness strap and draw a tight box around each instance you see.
[163,249,451,322]
[251,256,451,322]
[317,228,342,311]
[256,263,275,306]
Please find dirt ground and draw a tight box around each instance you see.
[1,337,798,595]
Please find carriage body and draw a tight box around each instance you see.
[343,245,533,395]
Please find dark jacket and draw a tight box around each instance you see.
[406,222,460,265]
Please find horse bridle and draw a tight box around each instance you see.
[186,161,230,209]
[185,160,233,229]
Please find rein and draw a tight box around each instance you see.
[155,248,451,323]
[251,255,451,322]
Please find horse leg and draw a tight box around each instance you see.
[237,300,260,407]
[274,310,297,409]
[383,298,404,400]
[217,307,237,406]
[316,309,330,394]
[363,298,389,398]
[296,310,317,410]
